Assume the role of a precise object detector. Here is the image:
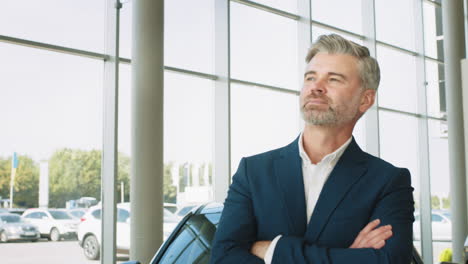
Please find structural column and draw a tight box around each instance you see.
[442,0,468,262]
[361,0,380,157]
[131,0,164,263]
[214,0,231,203]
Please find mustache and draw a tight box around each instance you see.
[301,95,331,108]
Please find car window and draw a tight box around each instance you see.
[49,210,72,220]
[432,214,443,222]
[38,212,48,219]
[158,213,219,264]
[118,208,130,223]
[92,209,102,219]
[0,214,21,223]
[177,206,196,217]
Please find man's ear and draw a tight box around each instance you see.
[359,89,376,113]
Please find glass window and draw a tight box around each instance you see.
[49,210,72,220]
[120,0,215,73]
[0,0,105,52]
[432,214,443,222]
[119,64,132,205]
[312,26,363,45]
[425,60,445,118]
[377,45,418,113]
[159,214,216,264]
[92,209,102,220]
[378,111,420,249]
[0,42,103,263]
[247,0,297,14]
[427,119,451,260]
[120,1,133,59]
[231,83,301,173]
[375,0,416,51]
[423,2,443,60]
[164,72,215,207]
[231,2,299,90]
[118,208,130,223]
[311,0,363,34]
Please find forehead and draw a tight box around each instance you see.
[305,52,360,77]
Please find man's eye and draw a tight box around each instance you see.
[306,77,315,81]
[329,78,340,82]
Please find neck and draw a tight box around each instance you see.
[302,123,354,164]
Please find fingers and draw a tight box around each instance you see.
[362,226,392,249]
[350,219,393,249]
[350,219,381,248]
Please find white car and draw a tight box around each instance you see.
[22,208,79,241]
[78,203,180,260]
[413,210,452,241]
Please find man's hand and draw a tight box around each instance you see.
[250,240,271,260]
[349,219,393,249]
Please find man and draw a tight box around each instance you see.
[210,34,415,264]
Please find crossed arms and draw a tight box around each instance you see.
[210,158,415,264]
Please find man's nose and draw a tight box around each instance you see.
[307,79,326,95]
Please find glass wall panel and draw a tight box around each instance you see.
[377,45,418,113]
[231,2,298,90]
[378,111,420,250]
[164,72,215,213]
[120,1,133,59]
[425,60,445,118]
[311,0,363,34]
[248,0,297,14]
[423,2,442,59]
[375,0,416,51]
[0,42,103,262]
[312,26,363,45]
[428,119,451,263]
[0,0,105,52]
[120,0,215,73]
[231,83,301,173]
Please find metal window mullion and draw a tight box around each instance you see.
[414,0,434,263]
[101,0,120,263]
[297,0,311,134]
[214,0,231,203]
[361,0,379,157]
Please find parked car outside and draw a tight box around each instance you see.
[174,204,198,218]
[163,203,177,214]
[413,210,452,241]
[22,208,79,241]
[68,208,87,219]
[0,213,40,242]
[121,203,424,264]
[78,203,180,260]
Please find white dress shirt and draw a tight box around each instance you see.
[263,133,352,264]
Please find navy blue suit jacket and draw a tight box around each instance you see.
[211,137,414,264]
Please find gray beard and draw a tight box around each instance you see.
[300,106,339,126]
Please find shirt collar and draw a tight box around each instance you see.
[298,132,352,167]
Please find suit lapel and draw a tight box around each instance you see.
[306,138,368,242]
[274,136,307,235]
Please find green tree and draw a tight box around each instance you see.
[0,155,39,208]
[431,195,441,210]
[163,163,177,204]
[442,197,450,209]
[49,149,131,207]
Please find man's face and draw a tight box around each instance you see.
[300,52,368,127]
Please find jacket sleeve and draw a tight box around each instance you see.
[272,168,415,264]
[210,158,264,264]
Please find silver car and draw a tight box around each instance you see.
[0,213,40,242]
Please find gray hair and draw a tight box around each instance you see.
[305,34,380,91]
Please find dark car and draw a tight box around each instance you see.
[123,203,424,264]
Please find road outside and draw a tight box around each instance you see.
[0,240,129,264]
